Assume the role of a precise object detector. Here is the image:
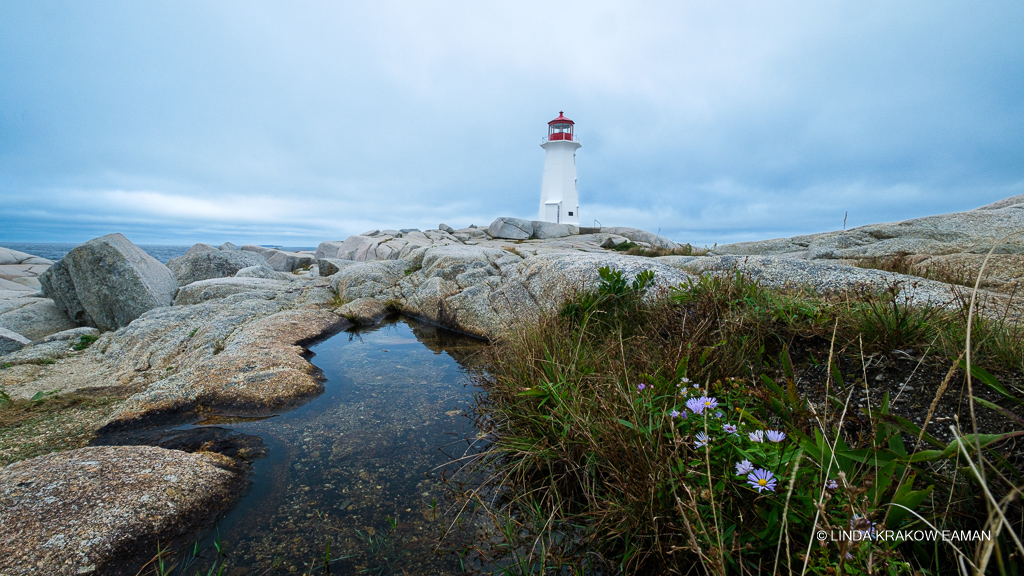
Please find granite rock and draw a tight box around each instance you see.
[0,326,31,355]
[167,249,269,286]
[0,445,242,576]
[39,234,178,331]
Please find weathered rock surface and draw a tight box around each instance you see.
[166,249,269,286]
[531,221,573,239]
[266,250,315,273]
[0,327,101,366]
[0,247,53,291]
[0,445,242,576]
[315,240,346,259]
[172,277,292,306]
[331,260,410,301]
[0,326,31,355]
[487,217,533,240]
[335,297,389,325]
[600,227,681,249]
[713,195,1024,260]
[317,258,357,277]
[658,255,967,309]
[40,234,178,331]
[183,243,217,257]
[0,291,78,341]
[234,264,296,282]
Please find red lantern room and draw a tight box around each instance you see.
[547,111,575,141]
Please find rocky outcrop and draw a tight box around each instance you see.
[386,245,691,339]
[0,445,243,576]
[39,234,178,331]
[658,255,966,309]
[600,227,680,249]
[0,247,53,291]
[712,195,1024,260]
[172,277,292,306]
[241,245,315,272]
[0,327,100,366]
[166,248,268,285]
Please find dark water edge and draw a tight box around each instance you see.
[0,242,316,264]
[115,318,491,575]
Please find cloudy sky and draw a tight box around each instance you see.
[1,1,1021,247]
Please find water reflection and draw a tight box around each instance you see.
[190,318,487,574]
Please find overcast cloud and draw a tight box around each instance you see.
[1,1,1021,247]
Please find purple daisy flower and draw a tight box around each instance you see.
[637,383,646,392]
[669,410,680,418]
[714,411,724,419]
[747,468,777,493]
[735,459,754,475]
[723,423,738,434]
[694,431,709,448]
[685,397,705,414]
[748,430,764,443]
[825,479,839,491]
[702,397,719,411]
[765,430,786,442]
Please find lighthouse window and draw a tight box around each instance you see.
[568,211,573,216]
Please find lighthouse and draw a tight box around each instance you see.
[538,111,581,225]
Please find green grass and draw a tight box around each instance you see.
[468,267,1024,574]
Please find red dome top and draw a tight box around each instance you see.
[547,111,574,125]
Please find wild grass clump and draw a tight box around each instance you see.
[855,254,975,288]
[471,267,1024,574]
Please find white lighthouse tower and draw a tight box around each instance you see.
[538,111,581,225]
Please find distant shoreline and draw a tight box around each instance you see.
[0,242,316,264]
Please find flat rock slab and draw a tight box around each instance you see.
[0,445,242,576]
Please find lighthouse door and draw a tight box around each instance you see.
[544,202,560,223]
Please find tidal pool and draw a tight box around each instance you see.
[179,318,489,574]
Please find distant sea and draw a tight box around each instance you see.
[0,243,316,264]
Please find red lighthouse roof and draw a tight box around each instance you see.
[548,111,574,125]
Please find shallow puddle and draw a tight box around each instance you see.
[179,318,488,574]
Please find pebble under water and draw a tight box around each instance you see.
[176,318,489,574]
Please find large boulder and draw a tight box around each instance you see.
[266,250,316,273]
[330,260,409,301]
[487,217,533,240]
[39,234,178,331]
[315,240,346,259]
[166,249,269,286]
[0,445,242,576]
[182,243,217,257]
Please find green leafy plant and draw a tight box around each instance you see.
[72,334,98,350]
